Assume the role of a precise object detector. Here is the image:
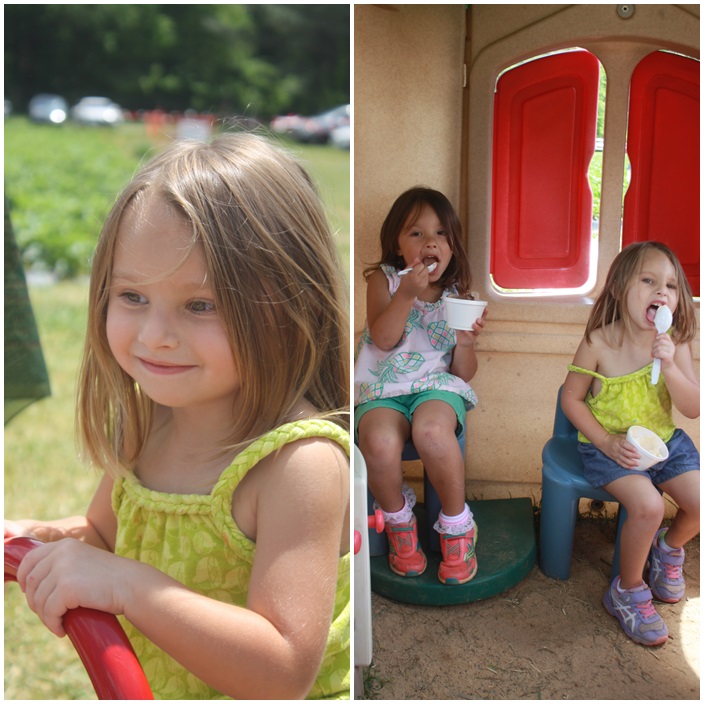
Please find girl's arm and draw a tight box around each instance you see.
[657,337,700,419]
[17,439,349,700]
[561,337,639,468]
[366,263,427,350]
[5,473,117,551]
[449,311,487,382]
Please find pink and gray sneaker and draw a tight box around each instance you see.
[385,514,427,577]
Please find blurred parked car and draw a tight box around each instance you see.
[330,124,350,149]
[71,97,124,125]
[270,112,306,135]
[270,104,350,144]
[29,94,68,124]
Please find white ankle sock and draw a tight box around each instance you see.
[434,503,475,535]
[382,498,413,525]
[376,484,416,525]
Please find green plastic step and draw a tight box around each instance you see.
[370,497,536,606]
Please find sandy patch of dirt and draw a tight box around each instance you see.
[358,517,700,700]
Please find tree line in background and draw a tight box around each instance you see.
[5,4,350,119]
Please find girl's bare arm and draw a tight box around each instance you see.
[5,473,117,551]
[449,311,486,382]
[366,265,426,350]
[661,342,700,419]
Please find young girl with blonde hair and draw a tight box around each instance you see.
[5,133,350,699]
[562,241,699,647]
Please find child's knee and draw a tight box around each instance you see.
[359,428,405,464]
[688,481,699,514]
[661,470,700,518]
[681,493,700,522]
[411,418,457,453]
[627,494,665,525]
[685,484,700,512]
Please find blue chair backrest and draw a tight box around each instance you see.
[553,385,578,439]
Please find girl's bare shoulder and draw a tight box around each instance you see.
[265,435,349,492]
[584,323,622,357]
[366,266,390,293]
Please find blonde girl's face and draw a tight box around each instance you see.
[106,195,240,412]
[396,203,452,280]
[625,249,680,332]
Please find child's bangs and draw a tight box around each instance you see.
[122,188,204,287]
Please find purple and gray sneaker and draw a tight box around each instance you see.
[603,577,668,647]
[648,528,685,603]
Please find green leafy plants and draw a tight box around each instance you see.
[5,119,149,278]
[5,119,350,279]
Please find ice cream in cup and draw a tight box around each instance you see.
[443,296,487,331]
[626,425,669,470]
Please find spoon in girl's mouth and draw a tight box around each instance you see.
[651,304,673,384]
[399,262,438,276]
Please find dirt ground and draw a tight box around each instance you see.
[357,517,700,700]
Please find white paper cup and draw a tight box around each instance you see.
[443,297,487,331]
[626,425,669,470]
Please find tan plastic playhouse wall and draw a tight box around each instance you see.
[354,4,700,514]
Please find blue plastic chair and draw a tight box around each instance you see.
[539,386,626,580]
[367,431,466,556]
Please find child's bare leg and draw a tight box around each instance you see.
[605,475,664,588]
[657,471,700,548]
[410,400,465,517]
[357,407,410,513]
[412,400,477,584]
[358,407,427,578]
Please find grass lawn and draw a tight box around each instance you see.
[4,281,98,699]
[4,121,349,699]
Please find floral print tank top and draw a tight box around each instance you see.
[354,265,477,410]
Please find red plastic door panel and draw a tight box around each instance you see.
[622,51,699,296]
[492,51,599,289]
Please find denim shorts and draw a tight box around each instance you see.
[579,428,700,489]
[354,390,466,441]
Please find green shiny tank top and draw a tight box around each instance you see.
[567,363,675,444]
[112,419,350,700]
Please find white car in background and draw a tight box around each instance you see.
[71,97,124,125]
[29,94,68,124]
[330,124,350,149]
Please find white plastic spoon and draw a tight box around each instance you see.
[651,304,673,384]
[398,262,437,276]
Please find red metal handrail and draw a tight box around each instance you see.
[5,537,153,700]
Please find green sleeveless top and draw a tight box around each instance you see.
[567,363,675,444]
[112,419,350,700]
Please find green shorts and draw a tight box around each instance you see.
[354,390,467,441]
